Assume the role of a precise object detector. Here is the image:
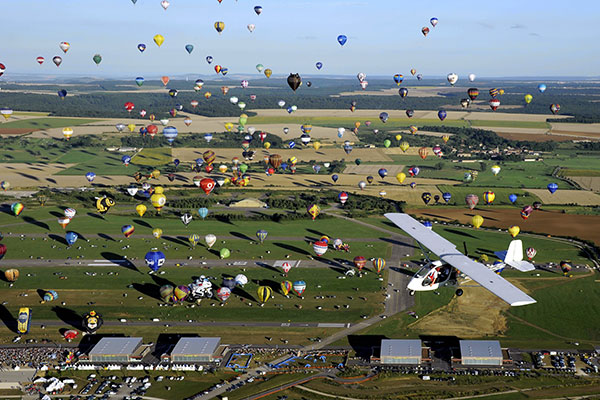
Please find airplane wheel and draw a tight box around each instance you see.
[455,289,464,297]
[409,290,415,296]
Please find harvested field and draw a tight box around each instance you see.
[337,86,465,98]
[343,164,405,176]
[570,177,600,192]
[0,128,34,135]
[525,189,600,205]
[407,207,600,244]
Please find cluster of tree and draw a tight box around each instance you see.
[120,131,283,148]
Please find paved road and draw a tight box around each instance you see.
[24,320,351,329]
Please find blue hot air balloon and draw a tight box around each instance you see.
[538,83,547,93]
[85,172,96,182]
[58,89,67,99]
[65,231,78,246]
[288,141,296,149]
[204,133,213,143]
[145,249,166,272]
[163,126,178,144]
[337,35,347,46]
[438,110,447,121]
[185,44,194,54]
[206,56,213,64]
[422,221,433,229]
[198,207,208,219]
[256,229,268,243]
[137,43,146,52]
[316,62,323,70]
[547,182,558,194]
[173,159,180,168]
[331,174,339,183]
[121,155,131,166]
[378,168,388,178]
[254,5,263,15]
[139,127,147,136]
[195,158,204,167]
[509,193,518,203]
[287,106,294,114]
[135,77,144,87]
[313,165,321,174]
[442,192,452,203]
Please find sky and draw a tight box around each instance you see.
[1,0,599,79]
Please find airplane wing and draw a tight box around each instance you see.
[384,213,536,307]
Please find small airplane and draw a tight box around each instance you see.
[385,213,536,307]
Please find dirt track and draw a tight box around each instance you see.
[407,207,600,244]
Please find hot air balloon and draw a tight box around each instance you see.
[442,192,452,203]
[358,181,367,190]
[547,183,558,194]
[437,110,447,121]
[447,73,458,86]
[163,126,178,144]
[378,168,388,179]
[338,192,349,205]
[408,166,420,177]
[11,202,24,216]
[313,240,328,256]
[145,249,166,272]
[135,204,147,217]
[281,280,292,296]
[4,269,19,282]
[396,172,406,184]
[53,56,62,67]
[467,88,479,100]
[83,310,103,334]
[421,192,432,205]
[92,54,102,65]
[550,104,561,114]
[65,231,78,246]
[36,56,44,64]
[307,204,321,220]
[353,256,366,271]
[337,35,347,46]
[181,213,193,226]
[122,225,135,238]
[43,290,58,302]
[58,89,67,99]
[466,194,479,210]
[220,248,230,259]
[521,205,533,220]
[526,247,536,260]
[489,99,501,111]
[205,234,216,249]
[257,286,273,303]
[422,27,430,36]
[483,191,495,204]
[508,225,520,238]
[293,281,306,296]
[400,141,410,152]
[560,261,572,275]
[256,229,268,244]
[152,228,163,239]
[524,94,533,104]
[538,84,547,93]
[373,258,385,274]
[216,287,231,302]
[508,194,518,204]
[153,34,164,46]
[418,147,428,160]
[472,215,484,229]
[57,217,70,229]
[150,187,167,212]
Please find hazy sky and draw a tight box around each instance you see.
[1,0,598,79]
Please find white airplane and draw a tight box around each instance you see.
[385,213,536,307]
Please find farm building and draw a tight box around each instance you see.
[380,339,423,365]
[89,337,143,363]
[459,340,502,366]
[169,337,222,363]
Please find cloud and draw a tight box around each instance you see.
[511,23,526,29]
[478,22,494,29]
[529,32,540,37]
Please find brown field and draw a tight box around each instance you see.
[336,86,466,98]
[407,207,600,244]
[0,128,34,135]
[570,177,600,192]
[525,189,600,205]
[343,164,405,176]
[409,285,509,337]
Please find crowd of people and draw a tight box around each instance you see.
[0,346,61,369]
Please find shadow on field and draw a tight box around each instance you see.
[0,204,14,216]
[0,270,10,283]
[0,305,17,333]
[46,178,57,185]
[307,228,329,238]
[133,219,152,229]
[255,262,279,273]
[98,233,116,242]
[314,257,346,274]
[230,231,254,241]
[348,335,388,359]
[52,306,82,330]
[49,211,64,218]
[380,237,418,250]
[23,216,50,231]
[86,212,105,221]
[101,252,139,273]
[466,212,499,222]
[132,283,161,301]
[232,286,257,303]
[164,236,187,247]
[48,234,68,246]
[444,228,478,239]
[274,242,310,256]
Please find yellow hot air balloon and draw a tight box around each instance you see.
[218,164,228,173]
[4,268,19,282]
[395,134,402,141]
[442,135,450,143]
[264,142,271,149]
[127,123,136,132]
[508,225,520,238]
[153,34,165,47]
[135,204,147,217]
[204,92,212,99]
[472,215,484,229]
[313,141,321,151]
[491,165,501,176]
[214,21,225,34]
[257,286,273,303]
[152,228,163,239]
[151,169,161,179]
[354,121,361,129]
[224,122,234,132]
[409,125,418,135]
[151,186,167,212]
[524,94,533,104]
[62,127,73,140]
[264,69,272,78]
[396,172,406,184]
[399,141,410,152]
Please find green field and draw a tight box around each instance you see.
[469,119,550,129]
[247,116,470,130]
[132,147,172,167]
[0,117,100,130]
[435,186,540,206]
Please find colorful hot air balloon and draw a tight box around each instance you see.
[338,192,349,205]
[472,215,484,229]
[11,202,24,216]
[421,192,432,205]
[373,258,385,274]
[465,194,479,210]
[121,225,135,238]
[521,205,533,220]
[313,240,328,256]
[418,147,428,160]
[257,286,273,303]
[550,104,561,114]
[281,281,292,296]
[307,204,321,220]
[526,247,537,260]
[293,281,306,296]
[353,256,366,271]
[256,229,268,244]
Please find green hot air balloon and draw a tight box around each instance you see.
[383,139,391,148]
[220,248,231,259]
[92,54,102,65]
[239,114,248,126]
[239,164,249,174]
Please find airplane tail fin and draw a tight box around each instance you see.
[504,240,535,272]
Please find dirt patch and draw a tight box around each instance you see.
[409,286,509,337]
[407,207,600,244]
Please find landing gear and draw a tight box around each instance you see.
[455,289,464,297]
[409,290,415,296]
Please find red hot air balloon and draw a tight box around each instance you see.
[200,178,216,195]
[353,256,366,271]
[465,194,479,210]
[489,99,500,111]
[313,240,328,256]
[124,102,135,113]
